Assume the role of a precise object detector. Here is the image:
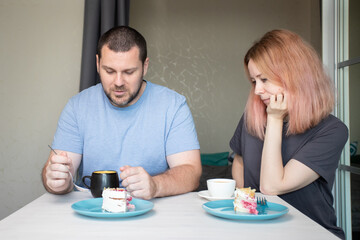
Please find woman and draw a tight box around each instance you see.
[230,29,347,239]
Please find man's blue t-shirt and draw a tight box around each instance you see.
[52,81,200,182]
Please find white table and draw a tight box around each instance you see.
[0,191,338,239]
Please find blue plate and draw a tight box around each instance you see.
[202,199,288,220]
[71,198,154,218]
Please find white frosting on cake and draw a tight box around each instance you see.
[234,189,252,199]
[102,188,127,199]
[102,188,128,213]
[233,187,258,215]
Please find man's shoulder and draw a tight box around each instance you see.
[147,81,186,103]
[70,83,103,103]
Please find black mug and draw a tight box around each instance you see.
[82,170,119,198]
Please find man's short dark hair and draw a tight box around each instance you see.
[97,26,147,63]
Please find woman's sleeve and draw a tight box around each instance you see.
[230,115,245,156]
[292,120,348,183]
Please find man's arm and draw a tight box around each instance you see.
[42,150,82,194]
[120,149,201,199]
[153,149,202,197]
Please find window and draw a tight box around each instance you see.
[323,0,360,239]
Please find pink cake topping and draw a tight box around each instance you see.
[241,200,258,214]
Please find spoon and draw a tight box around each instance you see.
[47,145,90,193]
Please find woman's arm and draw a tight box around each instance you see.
[232,153,244,188]
[260,93,319,195]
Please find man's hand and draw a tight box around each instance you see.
[120,165,158,200]
[120,150,201,200]
[44,152,73,193]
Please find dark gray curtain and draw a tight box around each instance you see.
[79,0,130,92]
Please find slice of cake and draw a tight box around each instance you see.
[233,187,258,215]
[102,188,134,213]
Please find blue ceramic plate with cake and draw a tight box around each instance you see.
[71,198,154,218]
[202,199,288,220]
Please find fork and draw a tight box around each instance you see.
[257,197,268,206]
[257,197,268,214]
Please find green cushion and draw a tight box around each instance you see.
[200,152,229,166]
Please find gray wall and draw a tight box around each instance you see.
[130,0,321,153]
[0,0,84,220]
[0,0,320,220]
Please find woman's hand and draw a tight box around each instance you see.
[266,93,288,120]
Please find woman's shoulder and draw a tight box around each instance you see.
[316,114,348,141]
[321,114,348,129]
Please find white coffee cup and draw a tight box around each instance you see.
[207,178,236,198]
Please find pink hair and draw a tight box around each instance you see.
[244,29,334,140]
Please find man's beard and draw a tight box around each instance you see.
[104,80,144,108]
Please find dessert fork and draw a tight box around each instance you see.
[257,197,268,214]
[257,197,268,206]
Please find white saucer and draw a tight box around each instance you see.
[198,190,234,201]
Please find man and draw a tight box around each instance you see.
[42,26,201,200]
